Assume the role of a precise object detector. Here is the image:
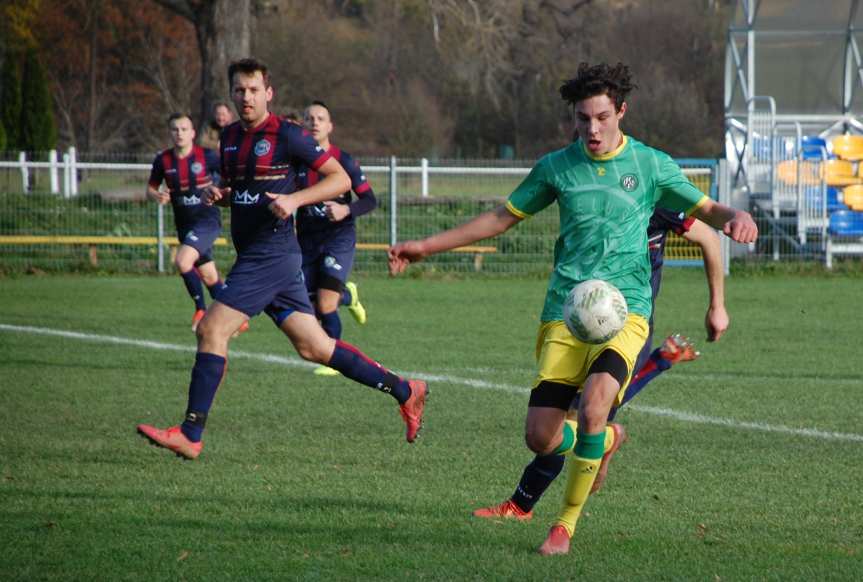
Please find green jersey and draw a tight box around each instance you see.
[506,135,707,321]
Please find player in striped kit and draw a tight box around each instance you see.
[147,113,227,331]
[298,101,376,376]
[138,59,427,460]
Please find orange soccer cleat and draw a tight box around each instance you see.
[137,424,202,460]
[191,309,206,332]
[658,333,700,365]
[537,525,571,556]
[399,379,428,443]
[472,499,533,521]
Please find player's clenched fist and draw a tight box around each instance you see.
[204,185,230,206]
[723,212,758,244]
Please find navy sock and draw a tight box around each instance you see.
[180,352,227,442]
[206,279,226,300]
[180,270,206,310]
[318,310,342,340]
[327,340,410,403]
[619,347,672,408]
[340,288,352,306]
[511,453,566,512]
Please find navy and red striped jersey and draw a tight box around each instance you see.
[219,113,331,255]
[148,145,221,231]
[296,145,376,234]
[645,208,695,323]
[648,207,695,272]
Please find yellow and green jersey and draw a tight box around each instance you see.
[506,135,707,321]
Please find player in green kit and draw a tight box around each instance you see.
[388,62,758,556]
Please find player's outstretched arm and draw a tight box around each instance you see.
[684,219,728,341]
[388,204,522,275]
[692,199,758,244]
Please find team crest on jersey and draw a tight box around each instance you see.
[620,174,639,192]
[190,162,204,175]
[597,167,606,177]
[254,139,271,156]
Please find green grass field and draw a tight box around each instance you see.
[1,271,861,580]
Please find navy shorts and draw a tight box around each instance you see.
[178,224,220,263]
[299,227,356,293]
[217,252,314,321]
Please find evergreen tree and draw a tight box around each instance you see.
[1,55,22,150]
[20,49,56,152]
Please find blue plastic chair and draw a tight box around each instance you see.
[801,136,829,160]
[829,209,863,236]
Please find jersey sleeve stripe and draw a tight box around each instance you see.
[354,182,371,195]
[684,195,709,217]
[505,200,531,219]
[310,152,331,171]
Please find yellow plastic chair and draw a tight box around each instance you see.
[831,135,863,161]
[843,184,863,210]
[822,159,861,186]
[776,160,820,185]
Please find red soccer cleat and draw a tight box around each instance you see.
[137,424,202,460]
[191,309,206,332]
[399,379,428,443]
[591,423,627,494]
[537,525,571,556]
[232,320,250,338]
[658,333,700,365]
[473,499,533,521]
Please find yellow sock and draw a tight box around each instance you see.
[603,424,616,452]
[555,454,601,537]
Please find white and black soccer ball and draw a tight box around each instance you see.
[563,279,628,344]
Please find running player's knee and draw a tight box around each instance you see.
[294,341,328,363]
[525,429,556,455]
[175,255,194,272]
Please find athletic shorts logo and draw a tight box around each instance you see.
[181,194,201,206]
[186,230,199,242]
[620,174,639,192]
[324,255,343,271]
[190,162,204,175]
[254,139,271,156]
[233,190,260,205]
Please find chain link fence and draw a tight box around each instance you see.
[0,152,717,275]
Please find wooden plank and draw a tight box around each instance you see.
[0,236,496,254]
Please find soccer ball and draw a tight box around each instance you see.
[563,279,628,344]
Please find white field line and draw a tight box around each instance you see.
[2,323,862,444]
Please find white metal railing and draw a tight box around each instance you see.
[1,148,712,200]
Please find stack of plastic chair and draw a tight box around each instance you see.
[827,187,845,212]
[843,184,863,211]
[821,159,860,186]
[801,136,829,160]
[829,209,863,237]
[830,135,863,161]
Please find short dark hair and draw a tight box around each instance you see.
[167,112,193,125]
[559,62,636,111]
[212,101,230,112]
[228,58,271,89]
[306,100,331,119]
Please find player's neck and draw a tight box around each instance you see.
[242,111,271,131]
[317,138,331,151]
[174,144,194,158]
